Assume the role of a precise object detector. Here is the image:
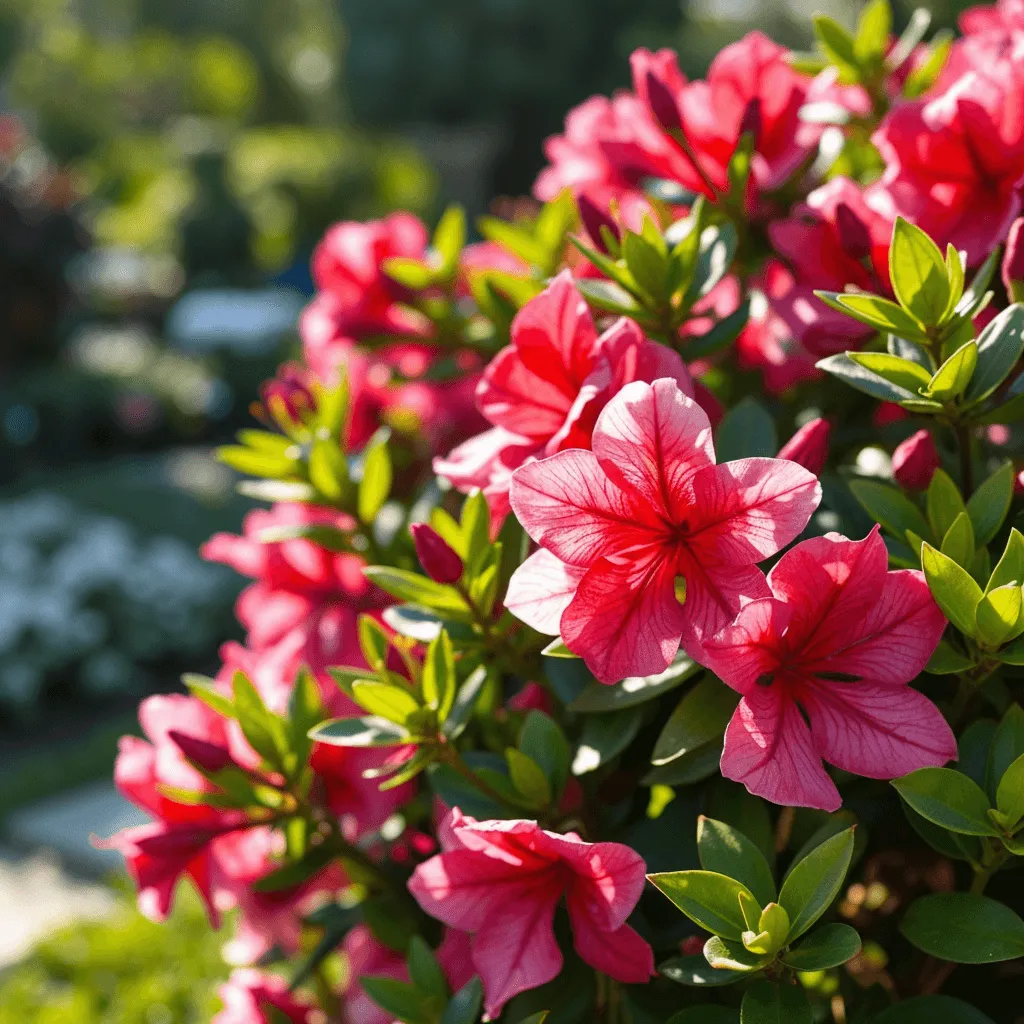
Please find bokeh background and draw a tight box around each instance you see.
[0,0,981,1019]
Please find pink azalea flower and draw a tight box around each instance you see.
[702,528,956,811]
[213,969,314,1024]
[408,810,653,1018]
[435,271,692,523]
[506,378,820,683]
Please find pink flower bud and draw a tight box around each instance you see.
[835,202,873,261]
[1002,217,1024,302]
[777,418,830,475]
[892,429,940,491]
[254,363,317,431]
[577,193,620,254]
[644,70,682,133]
[168,730,234,773]
[410,522,464,584]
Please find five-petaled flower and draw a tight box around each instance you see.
[506,377,820,683]
[701,528,956,811]
[408,810,653,1018]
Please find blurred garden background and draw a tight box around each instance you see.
[0,0,985,1019]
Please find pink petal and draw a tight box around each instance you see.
[433,427,536,491]
[701,598,791,693]
[407,850,539,931]
[570,916,655,984]
[550,838,647,932]
[804,569,947,685]
[511,270,599,390]
[506,549,587,635]
[598,319,694,397]
[477,345,575,440]
[685,457,821,564]
[721,687,841,811]
[560,555,687,684]
[473,883,564,1018]
[510,450,660,568]
[799,680,957,779]
[676,558,773,655]
[591,379,714,520]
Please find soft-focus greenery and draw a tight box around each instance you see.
[0,885,228,1024]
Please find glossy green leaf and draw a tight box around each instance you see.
[440,977,484,1024]
[422,630,455,717]
[740,980,812,1024]
[849,351,932,392]
[702,936,768,973]
[921,543,981,637]
[363,567,469,617]
[651,676,739,765]
[926,340,977,399]
[647,870,756,940]
[995,751,1024,826]
[927,470,966,539]
[987,530,1024,592]
[360,976,435,1024]
[966,462,1014,546]
[964,304,1024,403]
[849,478,932,542]
[351,680,420,723]
[571,707,643,775]
[358,433,393,524]
[893,767,998,836]
[309,716,412,747]
[576,276,643,316]
[901,892,1024,963]
[778,922,861,971]
[778,827,854,941]
[569,653,700,712]
[658,954,747,988]
[976,584,1023,648]
[506,748,552,807]
[441,665,489,740]
[697,817,776,908]
[816,353,919,403]
[716,397,777,461]
[520,711,570,799]
[925,639,978,675]
[940,512,975,568]
[889,217,951,325]
[987,704,1024,800]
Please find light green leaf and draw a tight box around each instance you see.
[987,529,1024,592]
[817,290,926,338]
[849,351,933,392]
[889,217,951,326]
[702,935,768,973]
[995,751,1024,826]
[967,462,1014,546]
[778,827,855,941]
[893,767,998,836]
[921,543,981,637]
[925,340,977,400]
[358,433,393,524]
[964,304,1024,404]
[648,870,757,940]
[422,630,455,717]
[976,584,1023,649]
[697,816,776,908]
[926,470,966,540]
[363,567,469,617]
[778,922,861,971]
[506,748,553,808]
[310,716,412,747]
[940,512,975,568]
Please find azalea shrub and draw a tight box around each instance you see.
[101,2,1024,1022]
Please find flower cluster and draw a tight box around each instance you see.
[103,3,1024,1022]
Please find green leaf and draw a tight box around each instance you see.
[778,922,861,971]
[702,935,769,973]
[407,936,449,1001]
[925,639,978,675]
[925,340,977,400]
[816,290,925,339]
[893,767,998,835]
[813,14,858,69]
[976,583,1023,648]
[854,0,891,63]
[623,230,668,302]
[253,841,340,892]
[359,433,393,524]
[872,996,997,1024]
[217,444,298,479]
[849,479,932,542]
[740,980,812,1024]
[816,353,919,404]
[996,751,1024,826]
[666,1009,740,1024]
[360,976,434,1024]
[964,304,1024,404]
[307,438,349,501]
[231,673,285,767]
[642,740,723,787]
[363,567,469,617]
[440,977,484,1024]
[441,665,488,740]
[433,205,466,275]
[422,631,455,717]
[358,615,391,672]
[659,954,747,988]
[889,217,951,326]
[988,704,1024,799]
[351,680,421,723]
[184,674,235,718]
[520,711,571,798]
[957,244,1001,319]
[921,543,981,637]
[716,398,777,461]
[648,870,758,940]
[576,276,643,316]
[506,748,553,807]
[848,351,933,392]
[541,638,578,658]
[987,529,1024,592]
[688,222,737,302]
[940,512,975,568]
[778,827,854,942]
[569,653,700,712]
[967,462,1014,546]
[901,892,1024,962]
[927,470,966,541]
[309,716,412,747]
[651,676,739,765]
[943,243,966,321]
[571,707,643,775]
[685,299,751,359]
[697,817,776,908]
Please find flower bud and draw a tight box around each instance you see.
[1002,216,1024,303]
[168,730,234,773]
[644,70,683,133]
[777,418,830,475]
[577,193,620,254]
[253,363,317,432]
[410,522,464,584]
[892,429,940,491]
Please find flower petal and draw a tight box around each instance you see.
[510,450,659,567]
[598,318,694,398]
[700,597,791,693]
[477,345,575,440]
[506,549,587,636]
[721,687,841,811]
[677,558,773,655]
[591,378,714,520]
[569,915,655,984]
[686,457,821,564]
[560,555,686,684]
[799,680,957,779]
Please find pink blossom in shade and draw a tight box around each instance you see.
[777,419,831,476]
[435,271,693,523]
[213,969,314,1024]
[768,177,896,354]
[735,264,821,395]
[507,378,820,684]
[702,528,956,812]
[960,0,1024,35]
[408,810,654,1018]
[341,925,408,1024]
[892,429,941,491]
[872,41,1024,263]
